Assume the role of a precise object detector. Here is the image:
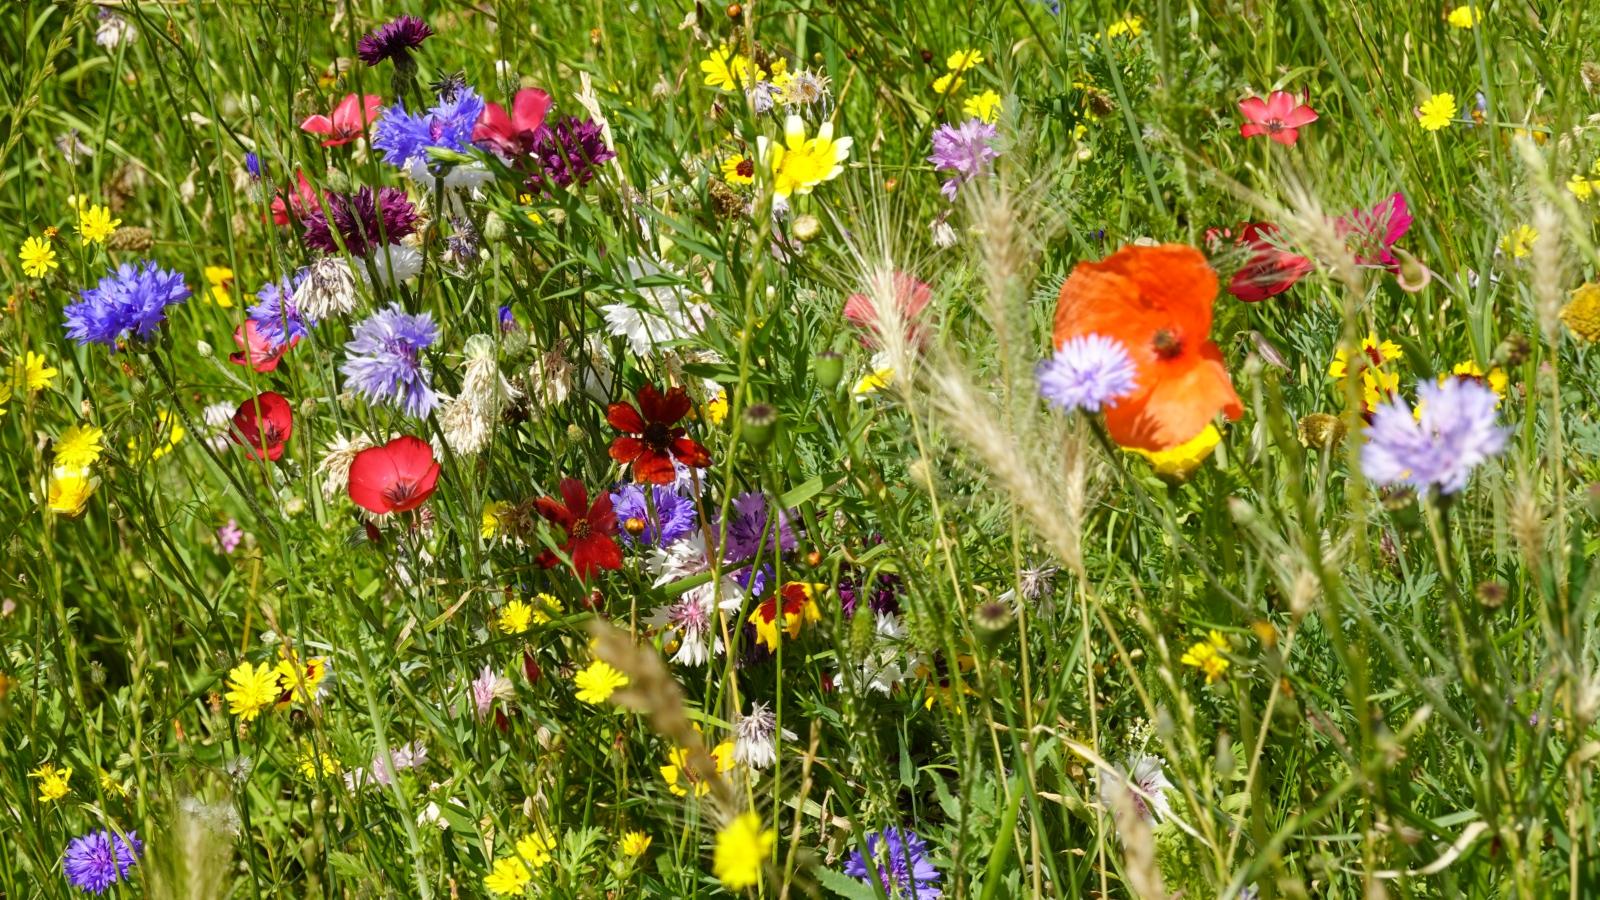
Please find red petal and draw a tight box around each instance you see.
[635,384,670,423]
[609,436,646,464]
[558,478,589,517]
[573,535,623,577]
[536,495,574,529]
[348,447,397,514]
[386,436,438,481]
[300,114,333,135]
[1239,123,1267,138]
[586,490,617,533]
[671,437,712,468]
[632,450,678,485]
[607,402,646,433]
[1238,96,1269,123]
[511,88,552,133]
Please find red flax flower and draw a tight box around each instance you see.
[473,87,553,157]
[1207,223,1313,302]
[229,319,296,373]
[230,391,294,462]
[1238,91,1318,146]
[300,94,384,147]
[1052,244,1242,451]
[607,385,712,484]
[535,478,622,578]
[347,436,440,515]
[842,271,932,348]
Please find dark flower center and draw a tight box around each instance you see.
[1151,329,1183,359]
[736,159,755,178]
[643,421,672,450]
[383,479,418,506]
[262,423,284,445]
[571,519,593,540]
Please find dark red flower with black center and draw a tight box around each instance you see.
[347,435,440,515]
[535,477,622,578]
[1208,222,1314,302]
[230,391,294,462]
[607,385,713,484]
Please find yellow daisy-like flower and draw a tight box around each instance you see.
[55,425,105,469]
[759,115,852,199]
[30,763,72,803]
[703,388,729,425]
[713,811,775,890]
[1448,360,1509,400]
[660,740,735,797]
[481,499,513,540]
[945,49,984,73]
[1499,223,1537,259]
[498,599,534,635]
[516,832,558,869]
[1446,5,1482,28]
[99,768,129,798]
[701,45,761,91]
[852,366,896,398]
[1179,630,1231,683]
[963,90,1002,123]
[1560,282,1600,342]
[12,351,59,393]
[19,235,58,278]
[296,742,341,779]
[1568,172,1597,201]
[129,409,186,462]
[46,465,98,516]
[1126,424,1221,480]
[721,155,756,186]
[530,592,563,625]
[747,582,823,651]
[274,652,330,705]
[483,857,534,896]
[931,71,965,95]
[1104,14,1145,38]
[224,660,280,721]
[574,659,628,704]
[203,266,235,308]
[1328,334,1403,379]
[1359,367,1401,411]
[1418,93,1457,131]
[620,831,653,858]
[76,203,121,246]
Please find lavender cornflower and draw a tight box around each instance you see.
[62,829,142,894]
[529,116,615,191]
[341,304,440,417]
[357,15,433,66]
[611,484,697,547]
[469,664,513,720]
[301,187,419,258]
[717,491,797,594]
[64,261,191,348]
[373,88,488,184]
[247,271,313,349]
[927,118,999,200]
[842,827,942,899]
[1035,334,1139,413]
[1360,378,1507,495]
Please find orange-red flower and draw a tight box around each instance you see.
[607,385,712,484]
[1052,244,1241,451]
[536,477,623,578]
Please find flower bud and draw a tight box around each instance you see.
[741,403,777,450]
[483,210,507,243]
[793,214,821,243]
[1296,413,1346,450]
[196,340,213,359]
[814,351,844,389]
[1393,247,1431,293]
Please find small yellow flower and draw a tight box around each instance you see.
[1104,15,1144,38]
[224,660,280,721]
[19,235,58,278]
[481,500,512,540]
[852,367,896,398]
[76,203,121,246]
[660,740,735,796]
[574,659,628,704]
[1560,283,1600,342]
[1126,424,1221,480]
[274,652,330,705]
[483,856,533,895]
[1418,93,1457,131]
[296,742,341,779]
[55,425,104,469]
[10,351,58,393]
[620,831,652,858]
[46,465,98,516]
[99,768,129,798]
[516,831,557,869]
[129,409,186,462]
[721,155,756,186]
[759,115,853,199]
[498,599,534,635]
[1328,334,1403,379]
[945,49,984,73]
[963,90,1002,123]
[703,388,728,425]
[31,763,72,802]
[1180,630,1231,683]
[1448,361,1508,400]
[713,811,775,890]
[1568,173,1596,201]
[931,71,965,95]
[701,45,761,91]
[1446,5,1482,28]
[1499,223,1537,259]
[204,266,235,308]
[531,592,563,625]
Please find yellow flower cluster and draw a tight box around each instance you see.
[933,48,984,95]
[225,649,332,721]
[48,420,104,517]
[1180,630,1231,683]
[1328,333,1403,411]
[484,831,559,895]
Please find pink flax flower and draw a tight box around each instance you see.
[1336,192,1412,271]
[474,88,553,157]
[1238,91,1318,146]
[301,94,384,147]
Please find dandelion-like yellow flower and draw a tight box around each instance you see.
[1179,630,1231,683]
[660,740,735,797]
[274,652,330,705]
[76,204,121,246]
[704,388,729,425]
[620,831,652,857]
[701,45,761,91]
[224,660,280,721]
[1499,223,1537,259]
[12,351,58,393]
[1328,334,1403,379]
[853,366,896,398]
[720,155,756,186]
[1448,361,1508,401]
[46,465,98,516]
[483,857,533,895]
[1126,424,1221,480]
[19,235,57,278]
[931,71,965,95]
[945,49,984,73]
[713,811,775,890]
[296,742,341,779]
[481,499,512,540]
[531,592,563,625]
[129,409,186,462]
[759,115,852,199]
[1418,93,1457,131]
[963,90,1002,123]
[1447,5,1482,28]
[498,599,534,635]
[203,266,235,308]
[1560,283,1600,342]
[1568,172,1597,201]
[1104,15,1145,38]
[574,659,628,704]
[55,425,104,469]
[31,763,72,802]
[516,832,557,869]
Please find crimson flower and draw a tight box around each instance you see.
[300,94,384,147]
[1208,223,1313,302]
[269,170,318,226]
[1238,91,1318,146]
[535,477,622,578]
[473,88,553,157]
[1336,192,1412,270]
[229,319,296,373]
[347,436,440,515]
[607,385,712,484]
[842,271,932,348]
[230,391,294,462]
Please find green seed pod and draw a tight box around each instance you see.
[814,351,844,390]
[741,403,777,450]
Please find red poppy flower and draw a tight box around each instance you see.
[1238,91,1319,146]
[1052,244,1242,452]
[842,271,932,348]
[607,385,712,484]
[1208,222,1313,302]
[269,170,318,226]
[300,94,384,147]
[230,391,294,462]
[228,319,297,373]
[474,87,553,156]
[347,435,441,515]
[535,477,622,578]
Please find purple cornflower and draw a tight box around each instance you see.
[301,187,419,257]
[1361,378,1507,495]
[341,304,441,418]
[245,152,261,180]
[842,827,942,899]
[247,270,313,349]
[357,15,433,66]
[1035,334,1139,413]
[63,829,142,894]
[498,304,517,332]
[373,87,486,177]
[217,520,243,554]
[717,491,797,595]
[64,261,191,348]
[610,483,697,547]
[839,570,903,618]
[927,118,999,200]
[529,116,615,191]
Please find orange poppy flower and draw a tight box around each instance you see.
[1052,244,1242,451]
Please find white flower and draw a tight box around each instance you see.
[293,257,360,320]
[1098,754,1174,823]
[358,243,424,287]
[315,433,376,501]
[732,702,794,770]
[95,12,138,49]
[440,335,522,456]
[600,261,712,356]
[203,401,236,451]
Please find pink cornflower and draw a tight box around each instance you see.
[1238,91,1319,146]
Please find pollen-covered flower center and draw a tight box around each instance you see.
[1151,329,1183,359]
[571,519,593,539]
[643,421,673,449]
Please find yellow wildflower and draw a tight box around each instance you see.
[129,409,185,462]
[1447,5,1482,28]
[1126,424,1221,480]
[76,203,121,246]
[1499,224,1537,259]
[46,465,98,516]
[55,425,105,469]
[31,763,72,802]
[931,71,965,95]
[1560,283,1600,342]
[12,351,58,393]
[531,592,563,625]
[498,599,534,635]
[99,769,129,798]
[1568,173,1596,201]
[704,387,729,425]
[481,500,512,540]
[203,266,235,308]
[1418,93,1457,131]
[1104,14,1144,38]
[274,652,330,704]
[296,742,341,779]
[19,235,57,278]
[1328,334,1403,379]
[1180,630,1231,683]
[759,115,852,199]
[713,811,775,890]
[963,90,1002,123]
[516,831,557,869]
[701,45,761,91]
[620,831,652,857]
[945,49,984,73]
[224,660,280,721]
[1447,361,1508,401]
[483,857,533,895]
[574,659,628,704]
[721,155,756,186]
[661,740,735,797]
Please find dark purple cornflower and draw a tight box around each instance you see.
[927,118,1000,200]
[301,187,419,258]
[839,570,903,618]
[528,116,615,191]
[610,483,697,547]
[716,491,796,595]
[341,304,440,417]
[842,827,942,899]
[247,270,314,349]
[63,829,142,894]
[64,261,191,348]
[356,15,433,66]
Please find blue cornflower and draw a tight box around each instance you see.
[1361,378,1507,495]
[63,260,190,348]
[244,151,261,179]
[843,827,942,899]
[610,483,697,547]
[1036,334,1139,413]
[498,304,517,332]
[63,829,142,894]
[372,87,486,182]
[247,271,314,349]
[341,304,441,417]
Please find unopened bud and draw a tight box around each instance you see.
[793,214,821,243]
[814,351,844,389]
[741,403,777,450]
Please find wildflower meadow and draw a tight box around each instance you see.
[6,0,1600,897]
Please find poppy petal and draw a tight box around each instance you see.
[1238,97,1269,122]
[1103,346,1241,451]
[511,88,552,134]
